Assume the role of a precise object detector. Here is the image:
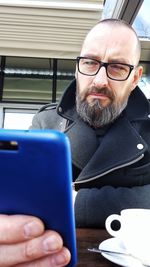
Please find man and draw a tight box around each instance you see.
[0,18,150,267]
[31,18,150,228]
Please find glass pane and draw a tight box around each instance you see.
[138,62,150,99]
[4,57,52,103]
[133,0,150,38]
[4,111,35,130]
[138,75,150,99]
[3,77,52,103]
[57,59,75,100]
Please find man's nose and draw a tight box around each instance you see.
[93,66,109,88]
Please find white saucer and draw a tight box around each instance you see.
[99,238,145,267]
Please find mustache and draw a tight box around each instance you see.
[85,87,114,101]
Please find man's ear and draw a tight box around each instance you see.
[132,65,143,91]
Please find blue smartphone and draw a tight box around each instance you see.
[0,128,77,267]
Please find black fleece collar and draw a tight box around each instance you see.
[56,79,150,181]
[57,79,150,122]
[57,79,77,121]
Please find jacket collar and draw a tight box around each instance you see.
[57,79,77,121]
[57,79,149,181]
[75,115,147,182]
[124,85,150,121]
[57,79,150,122]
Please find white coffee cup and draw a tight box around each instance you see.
[105,209,150,265]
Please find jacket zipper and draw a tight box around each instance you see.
[74,153,144,185]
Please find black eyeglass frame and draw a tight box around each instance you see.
[76,56,135,81]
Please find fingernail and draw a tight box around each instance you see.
[53,250,70,266]
[43,235,61,252]
[24,221,43,238]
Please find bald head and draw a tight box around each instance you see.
[81,18,141,65]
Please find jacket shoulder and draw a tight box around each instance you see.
[30,103,66,131]
[38,103,57,113]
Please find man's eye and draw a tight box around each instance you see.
[111,64,126,71]
[83,60,98,66]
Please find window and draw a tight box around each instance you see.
[4,110,35,130]
[132,0,150,99]
[133,0,150,39]
[1,56,75,104]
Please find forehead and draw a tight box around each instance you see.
[81,24,138,63]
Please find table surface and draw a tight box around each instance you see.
[76,228,117,267]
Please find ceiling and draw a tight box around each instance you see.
[0,0,104,59]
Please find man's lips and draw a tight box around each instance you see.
[87,92,110,100]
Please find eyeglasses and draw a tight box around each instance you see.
[76,56,135,81]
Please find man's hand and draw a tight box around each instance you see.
[0,214,71,267]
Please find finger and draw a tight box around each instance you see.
[0,215,44,243]
[15,248,71,267]
[0,230,64,267]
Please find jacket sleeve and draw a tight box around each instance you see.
[74,184,150,228]
[29,107,63,130]
[29,113,42,129]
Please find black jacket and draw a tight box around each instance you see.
[31,80,150,228]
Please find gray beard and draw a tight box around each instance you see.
[76,95,128,128]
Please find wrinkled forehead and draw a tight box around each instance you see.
[81,23,140,64]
